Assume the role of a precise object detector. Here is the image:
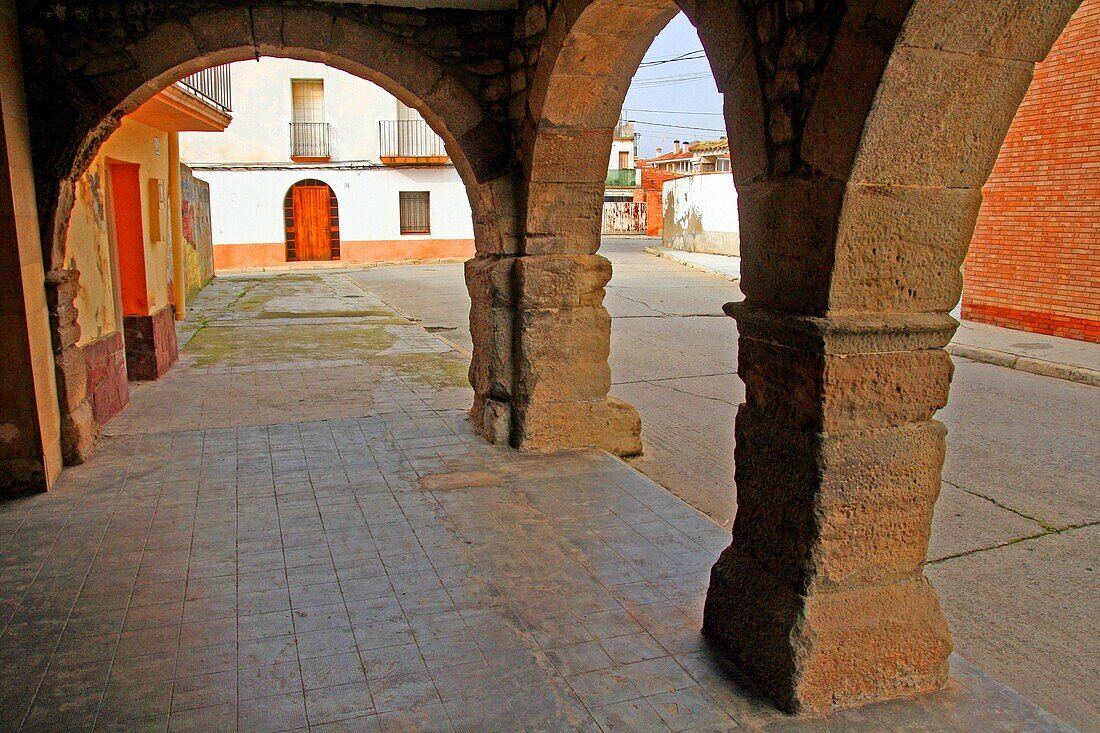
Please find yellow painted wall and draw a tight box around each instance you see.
[65,118,173,346]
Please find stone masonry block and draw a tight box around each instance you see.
[515,396,641,457]
[730,409,947,594]
[898,0,1081,62]
[529,127,616,185]
[329,18,443,100]
[465,254,515,308]
[736,177,846,314]
[524,181,604,253]
[515,254,611,309]
[189,7,253,54]
[124,21,201,82]
[517,306,611,404]
[468,302,513,400]
[736,338,953,433]
[704,547,951,714]
[281,7,335,51]
[851,47,1034,188]
[831,184,983,313]
[801,2,904,180]
[249,5,284,55]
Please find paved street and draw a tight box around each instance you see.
[347,237,1100,730]
[0,272,1070,731]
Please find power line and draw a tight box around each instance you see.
[630,120,726,133]
[638,49,707,67]
[630,71,713,88]
[623,108,724,117]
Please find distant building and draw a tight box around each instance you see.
[604,120,641,202]
[180,58,474,270]
[647,138,730,174]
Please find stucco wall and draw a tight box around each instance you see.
[179,58,415,164]
[64,117,172,346]
[180,164,214,300]
[195,167,474,249]
[661,173,739,256]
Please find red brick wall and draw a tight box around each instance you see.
[962,0,1100,343]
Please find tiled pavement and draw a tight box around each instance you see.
[0,273,1075,731]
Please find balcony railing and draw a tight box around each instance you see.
[290,122,330,159]
[176,65,232,113]
[605,168,640,187]
[379,119,447,159]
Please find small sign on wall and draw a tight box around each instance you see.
[148,178,166,242]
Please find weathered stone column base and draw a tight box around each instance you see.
[703,548,951,714]
[45,269,98,464]
[124,305,179,381]
[514,396,642,456]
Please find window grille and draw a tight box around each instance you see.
[399,192,431,235]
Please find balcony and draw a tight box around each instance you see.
[605,168,640,187]
[290,122,331,160]
[176,65,232,113]
[379,119,449,165]
[128,65,232,133]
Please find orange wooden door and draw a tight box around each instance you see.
[292,186,332,261]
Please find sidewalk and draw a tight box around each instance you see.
[645,245,1100,387]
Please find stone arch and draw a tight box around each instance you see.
[283,179,340,262]
[18,2,514,464]
[24,4,512,273]
[515,0,1085,716]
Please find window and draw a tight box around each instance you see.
[290,80,329,158]
[399,191,431,234]
[291,79,325,123]
[618,150,630,170]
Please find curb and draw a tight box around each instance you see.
[643,246,740,283]
[946,344,1100,388]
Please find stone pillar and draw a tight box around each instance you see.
[0,0,64,491]
[702,177,957,713]
[464,171,640,456]
[511,250,641,456]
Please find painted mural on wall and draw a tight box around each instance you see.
[180,164,215,299]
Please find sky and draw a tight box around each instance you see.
[621,12,725,158]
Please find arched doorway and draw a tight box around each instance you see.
[284,179,339,262]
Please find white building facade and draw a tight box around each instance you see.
[180,58,475,269]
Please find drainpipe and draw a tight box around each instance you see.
[168,132,186,320]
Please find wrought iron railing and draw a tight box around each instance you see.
[176,65,232,113]
[379,119,447,158]
[605,168,640,187]
[290,122,331,158]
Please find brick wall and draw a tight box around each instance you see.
[962,0,1100,343]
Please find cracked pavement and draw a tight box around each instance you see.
[345,236,1099,730]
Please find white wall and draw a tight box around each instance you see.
[662,173,740,256]
[180,58,418,163]
[196,167,474,244]
[609,138,635,170]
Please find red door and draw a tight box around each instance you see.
[292,185,332,261]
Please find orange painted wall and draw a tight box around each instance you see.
[963,0,1100,343]
[213,239,476,270]
[109,163,149,316]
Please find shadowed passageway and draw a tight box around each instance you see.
[0,273,1073,731]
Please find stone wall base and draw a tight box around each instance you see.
[83,331,129,425]
[703,541,952,715]
[124,306,179,381]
